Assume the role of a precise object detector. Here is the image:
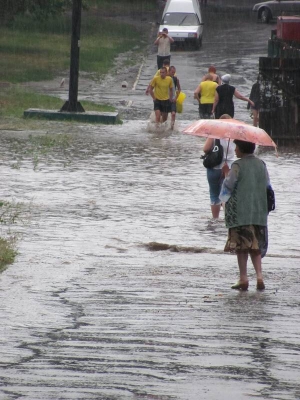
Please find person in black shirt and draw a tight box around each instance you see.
[212,74,254,119]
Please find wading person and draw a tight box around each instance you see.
[149,67,173,125]
[202,114,236,219]
[194,73,218,119]
[145,59,171,95]
[220,140,271,291]
[212,74,254,119]
[154,28,174,70]
[154,59,171,77]
[169,65,181,130]
[202,65,221,85]
[247,78,260,127]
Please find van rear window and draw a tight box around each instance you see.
[163,13,200,26]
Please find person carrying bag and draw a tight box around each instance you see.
[202,139,223,169]
[202,131,236,219]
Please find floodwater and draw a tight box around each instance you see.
[1,9,300,400]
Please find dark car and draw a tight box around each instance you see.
[253,0,300,22]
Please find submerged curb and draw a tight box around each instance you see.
[24,109,120,124]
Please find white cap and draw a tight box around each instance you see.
[221,74,231,83]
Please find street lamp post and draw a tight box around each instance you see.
[60,0,85,112]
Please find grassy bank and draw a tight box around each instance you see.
[0,15,148,84]
[0,0,155,83]
[0,0,155,120]
[0,85,115,119]
[0,238,17,272]
[0,200,26,272]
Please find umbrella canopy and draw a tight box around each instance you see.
[183,118,277,148]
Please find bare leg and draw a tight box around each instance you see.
[211,204,221,219]
[171,112,176,130]
[252,109,259,127]
[155,110,161,124]
[161,112,168,123]
[250,252,263,280]
[237,252,249,283]
[231,252,249,289]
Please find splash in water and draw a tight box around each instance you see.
[146,111,179,133]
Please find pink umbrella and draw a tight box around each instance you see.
[183,118,277,149]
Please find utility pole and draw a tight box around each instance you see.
[60,0,85,112]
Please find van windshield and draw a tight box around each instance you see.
[162,13,200,26]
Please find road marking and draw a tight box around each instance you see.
[132,58,145,91]
[132,20,156,90]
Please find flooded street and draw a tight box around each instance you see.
[1,8,300,400]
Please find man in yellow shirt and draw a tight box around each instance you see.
[145,59,170,95]
[149,67,173,124]
[194,74,218,119]
[154,59,170,77]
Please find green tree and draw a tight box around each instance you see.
[0,0,73,22]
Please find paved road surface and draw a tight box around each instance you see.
[1,5,300,400]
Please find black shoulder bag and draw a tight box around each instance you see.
[202,139,224,169]
[267,185,275,212]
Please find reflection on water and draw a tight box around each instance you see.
[1,120,298,259]
[0,120,300,400]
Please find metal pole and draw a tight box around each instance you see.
[60,0,85,112]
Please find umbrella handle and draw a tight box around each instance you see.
[225,139,231,162]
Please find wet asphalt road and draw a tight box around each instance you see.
[1,6,300,400]
[82,8,272,123]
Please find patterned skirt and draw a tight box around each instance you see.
[224,225,268,258]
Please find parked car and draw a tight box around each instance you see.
[253,0,300,23]
[159,0,204,49]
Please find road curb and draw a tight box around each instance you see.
[24,109,120,124]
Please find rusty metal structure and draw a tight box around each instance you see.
[258,19,300,143]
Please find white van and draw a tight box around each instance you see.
[159,0,204,49]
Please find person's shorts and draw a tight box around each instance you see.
[199,103,213,119]
[207,167,223,205]
[170,101,176,113]
[154,99,171,113]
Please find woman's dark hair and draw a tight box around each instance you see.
[233,140,256,154]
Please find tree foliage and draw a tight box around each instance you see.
[0,0,156,23]
[0,0,74,22]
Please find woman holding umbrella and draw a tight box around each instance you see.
[220,140,271,291]
[183,116,276,290]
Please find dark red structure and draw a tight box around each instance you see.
[259,17,300,143]
[277,16,300,42]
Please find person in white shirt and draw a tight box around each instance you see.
[154,28,174,69]
[202,114,236,219]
